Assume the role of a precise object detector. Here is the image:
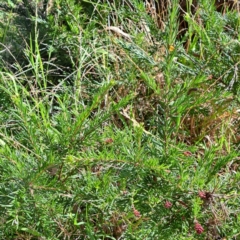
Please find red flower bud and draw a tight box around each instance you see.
[198,191,206,199]
[133,208,141,218]
[183,151,192,156]
[194,222,204,234]
[164,201,172,209]
[104,138,113,144]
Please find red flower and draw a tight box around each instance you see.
[164,201,172,209]
[104,138,113,144]
[194,222,204,234]
[133,208,141,218]
[183,151,192,156]
[198,191,206,199]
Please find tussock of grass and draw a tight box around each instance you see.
[0,0,239,239]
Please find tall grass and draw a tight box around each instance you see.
[0,0,239,239]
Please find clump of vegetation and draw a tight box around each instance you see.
[0,0,239,239]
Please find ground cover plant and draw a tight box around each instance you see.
[0,0,239,239]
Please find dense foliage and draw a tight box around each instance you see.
[0,0,239,239]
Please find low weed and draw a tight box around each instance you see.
[0,0,239,239]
